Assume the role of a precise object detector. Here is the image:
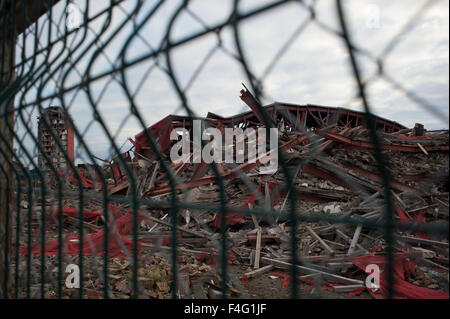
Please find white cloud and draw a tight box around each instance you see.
[12,0,449,164]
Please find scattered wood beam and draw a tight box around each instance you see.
[347,225,363,256]
[335,228,368,253]
[306,226,335,256]
[143,214,209,239]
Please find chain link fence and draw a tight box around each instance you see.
[0,0,448,299]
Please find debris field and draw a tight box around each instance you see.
[12,88,449,299]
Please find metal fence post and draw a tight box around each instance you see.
[0,0,447,300]
[1,0,61,298]
[0,33,14,300]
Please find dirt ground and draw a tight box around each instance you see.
[229,265,372,299]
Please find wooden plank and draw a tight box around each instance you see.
[306,240,319,255]
[264,182,271,210]
[333,284,364,293]
[148,162,159,190]
[432,256,449,266]
[148,213,167,233]
[243,265,274,280]
[347,225,363,256]
[411,247,436,259]
[360,191,379,206]
[247,233,279,242]
[265,246,282,258]
[396,235,448,248]
[143,214,209,238]
[254,227,262,269]
[392,190,407,208]
[250,250,255,267]
[417,143,429,155]
[326,262,354,267]
[436,198,449,209]
[306,226,335,256]
[361,210,381,219]
[322,239,347,249]
[420,258,449,271]
[249,203,260,230]
[108,180,129,195]
[261,257,364,285]
[298,273,318,280]
[141,243,215,257]
[335,228,368,253]
[251,214,259,229]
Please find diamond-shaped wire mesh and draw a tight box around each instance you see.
[0,0,448,299]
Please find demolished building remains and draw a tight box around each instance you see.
[15,88,449,299]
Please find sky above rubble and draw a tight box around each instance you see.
[14,0,449,165]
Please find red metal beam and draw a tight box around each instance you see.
[317,131,448,152]
[341,162,416,192]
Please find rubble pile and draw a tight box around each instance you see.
[13,89,449,299]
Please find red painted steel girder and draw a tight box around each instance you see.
[317,131,448,152]
[208,103,405,133]
[341,162,416,193]
[134,96,408,158]
[239,87,273,126]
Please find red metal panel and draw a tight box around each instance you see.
[134,115,173,154]
[66,124,74,165]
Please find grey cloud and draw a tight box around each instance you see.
[12,0,449,165]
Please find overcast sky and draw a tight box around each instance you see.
[13,0,449,166]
